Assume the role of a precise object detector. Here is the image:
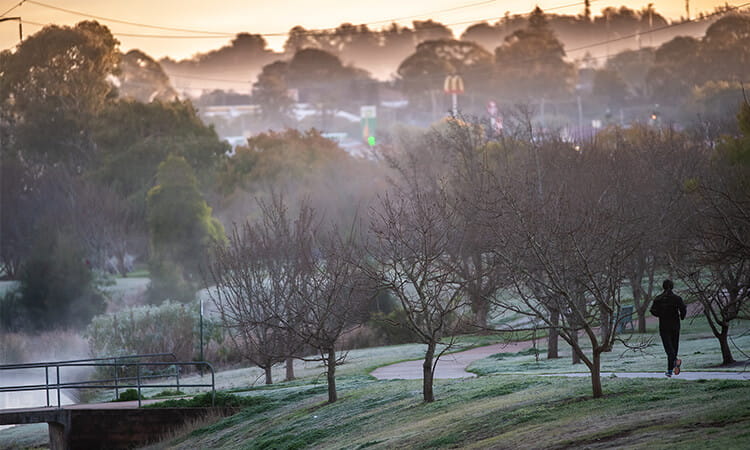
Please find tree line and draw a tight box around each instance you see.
[201,107,749,403]
[167,7,750,133]
[1,16,747,405]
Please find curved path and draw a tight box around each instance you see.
[370,341,532,380]
[370,341,750,381]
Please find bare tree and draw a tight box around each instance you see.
[205,196,302,384]
[671,152,750,365]
[382,119,506,330]
[490,142,643,398]
[283,211,371,403]
[606,126,701,333]
[66,179,140,274]
[366,188,470,403]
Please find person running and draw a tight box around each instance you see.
[650,279,687,377]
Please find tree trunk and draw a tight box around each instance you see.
[285,357,295,381]
[264,366,273,385]
[473,293,489,330]
[634,290,648,334]
[590,351,603,398]
[547,309,559,359]
[326,347,337,403]
[637,312,647,334]
[718,326,736,366]
[600,307,611,341]
[571,331,581,365]
[423,341,436,403]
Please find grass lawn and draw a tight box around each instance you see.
[2,307,747,449]
[152,373,750,449]
[470,315,750,376]
[140,314,749,449]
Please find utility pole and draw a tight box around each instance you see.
[685,0,690,20]
[0,17,22,42]
[584,0,591,21]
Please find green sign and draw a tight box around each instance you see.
[360,105,377,145]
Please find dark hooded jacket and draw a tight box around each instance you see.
[650,290,687,330]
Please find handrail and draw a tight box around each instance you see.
[0,352,176,370]
[0,356,214,408]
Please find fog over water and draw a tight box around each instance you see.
[1,333,91,431]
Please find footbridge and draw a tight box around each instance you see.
[0,354,229,449]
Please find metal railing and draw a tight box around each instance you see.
[0,353,215,408]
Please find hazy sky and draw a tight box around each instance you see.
[0,0,738,60]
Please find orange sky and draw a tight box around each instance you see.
[0,0,739,59]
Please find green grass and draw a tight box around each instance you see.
[155,374,750,449]
[144,391,271,409]
[149,312,749,449]
[469,315,749,376]
[2,299,747,449]
[125,269,150,278]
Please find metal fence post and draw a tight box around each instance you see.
[56,365,61,408]
[45,366,50,407]
[211,364,215,407]
[136,363,142,408]
[113,357,119,401]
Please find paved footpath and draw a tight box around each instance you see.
[370,341,750,381]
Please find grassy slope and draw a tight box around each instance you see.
[164,375,750,449]
[159,317,749,450]
[2,303,747,449]
[470,315,750,376]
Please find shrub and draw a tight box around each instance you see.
[116,388,142,402]
[86,300,198,362]
[145,391,271,409]
[0,289,26,332]
[14,233,105,330]
[366,309,421,345]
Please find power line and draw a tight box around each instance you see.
[26,0,232,36]
[0,0,24,18]
[17,1,749,90]
[24,0,501,37]
[367,0,500,26]
[22,0,595,40]
[20,19,234,39]
[565,1,750,55]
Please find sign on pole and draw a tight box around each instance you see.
[444,75,464,115]
[360,105,377,146]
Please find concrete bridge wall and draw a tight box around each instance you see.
[1,407,238,449]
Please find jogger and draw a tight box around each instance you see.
[650,280,687,377]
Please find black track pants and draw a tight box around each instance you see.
[659,327,680,372]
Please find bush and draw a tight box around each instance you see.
[116,388,142,402]
[145,391,271,409]
[366,309,421,345]
[86,300,198,362]
[13,233,105,330]
[146,259,197,304]
[0,289,26,332]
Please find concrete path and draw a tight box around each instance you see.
[542,371,750,380]
[371,341,532,380]
[370,341,750,381]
